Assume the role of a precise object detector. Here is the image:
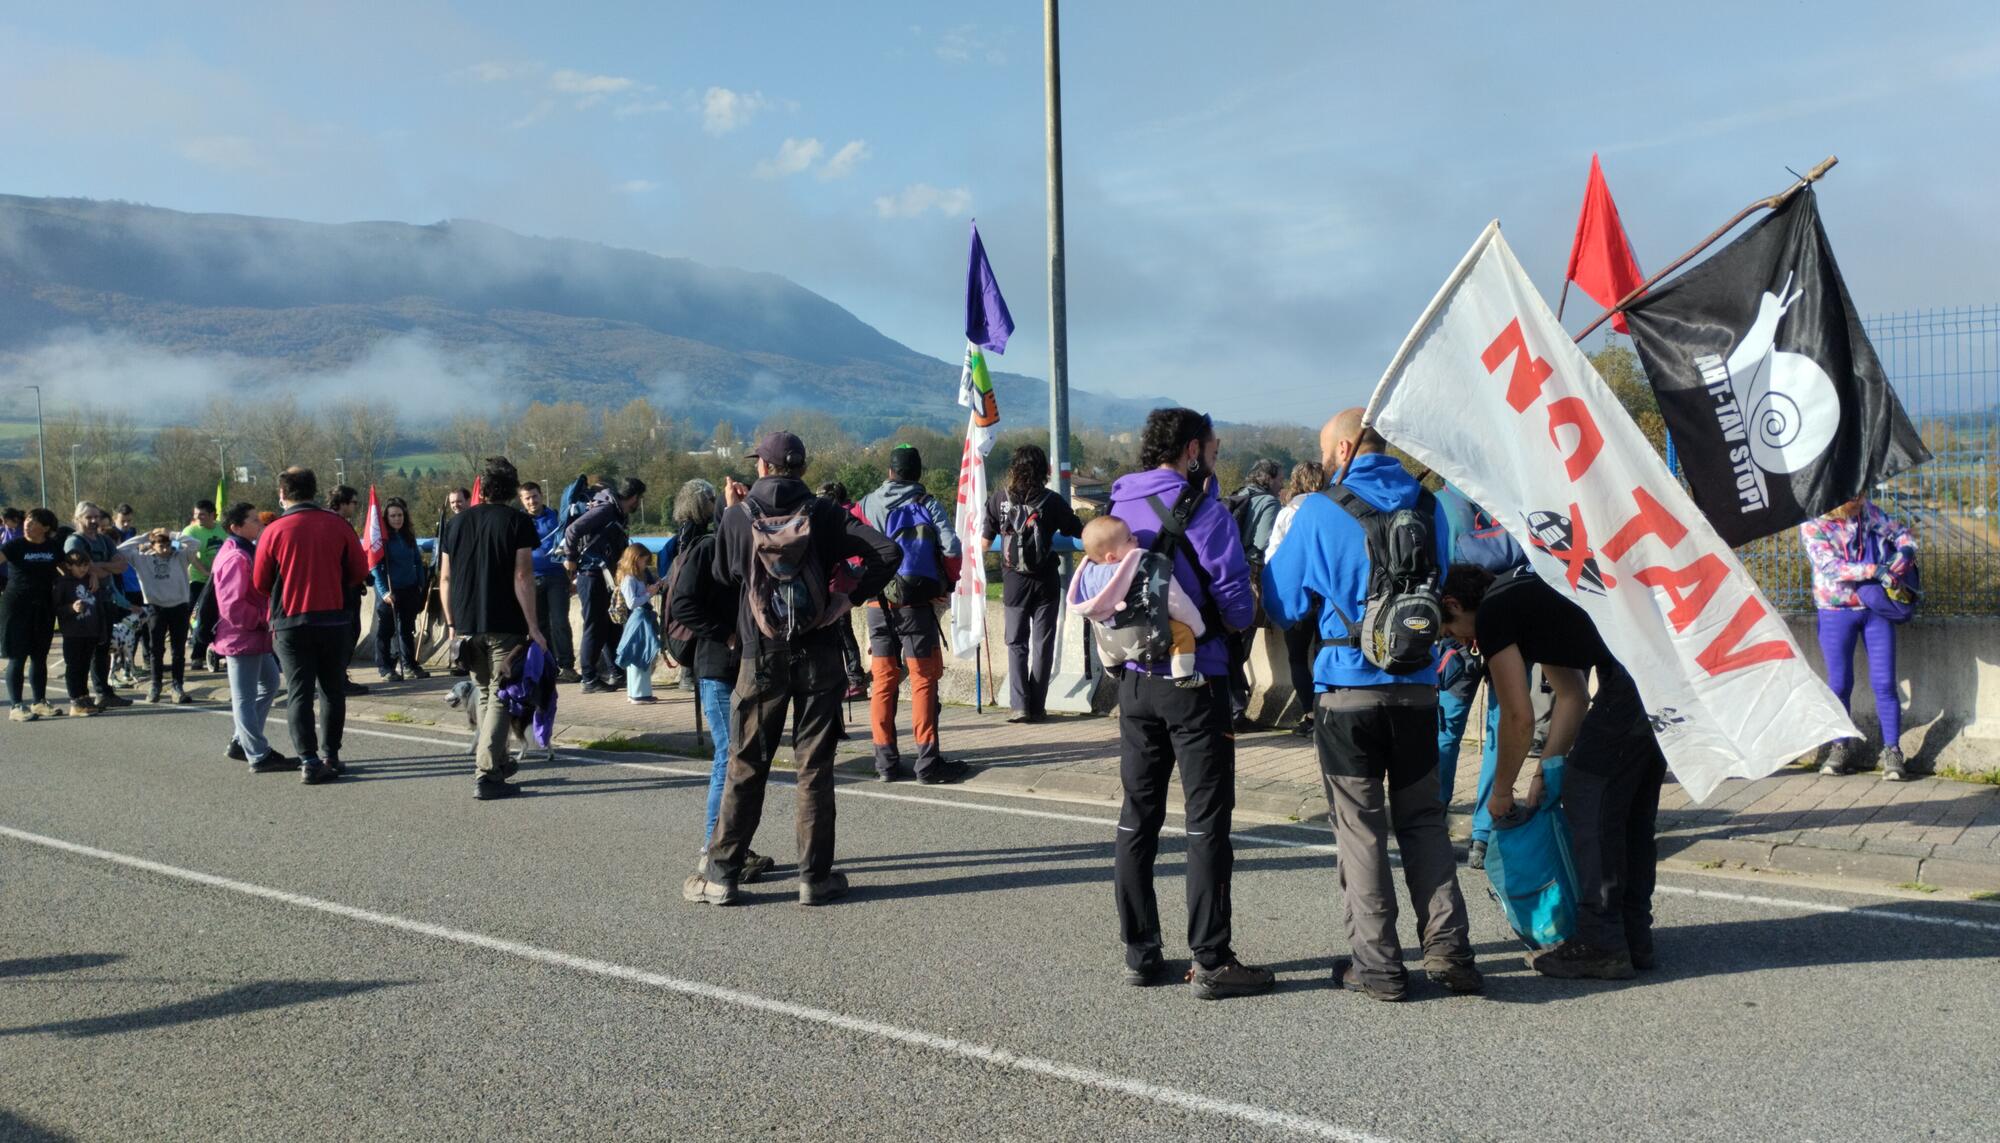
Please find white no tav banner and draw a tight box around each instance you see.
[1365,222,1855,802]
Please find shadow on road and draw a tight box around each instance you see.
[0,1109,74,1142]
[0,978,409,1038]
[0,954,125,978]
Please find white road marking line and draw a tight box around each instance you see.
[0,823,1386,1143]
[162,707,2000,933]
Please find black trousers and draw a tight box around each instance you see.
[189,580,215,663]
[1565,669,1667,956]
[88,623,113,696]
[372,588,424,672]
[706,641,844,884]
[576,571,615,681]
[533,573,575,672]
[61,635,97,702]
[1114,672,1237,969]
[1283,601,1320,719]
[274,624,349,760]
[1004,593,1060,718]
[835,612,867,688]
[1224,631,1253,720]
[147,601,191,690]
[5,620,53,706]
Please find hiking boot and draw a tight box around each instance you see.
[876,764,911,784]
[1333,958,1406,1002]
[9,705,33,723]
[1466,840,1487,870]
[1530,941,1635,981]
[31,701,63,719]
[300,758,334,785]
[473,779,521,800]
[1820,739,1860,776]
[581,679,614,695]
[919,759,974,785]
[557,668,583,684]
[740,851,776,883]
[146,686,163,704]
[381,669,400,683]
[342,680,370,696]
[323,751,346,776]
[684,870,739,906]
[1188,958,1275,1001]
[249,751,295,773]
[1880,747,1909,782]
[1123,945,1167,987]
[1425,957,1485,994]
[226,739,248,761]
[406,664,430,680]
[1630,948,1657,972]
[169,685,190,705]
[1232,713,1259,734]
[67,702,98,718]
[94,690,133,708]
[798,871,849,906]
[1291,716,1314,738]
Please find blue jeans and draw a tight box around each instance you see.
[1437,686,1474,801]
[226,652,281,761]
[699,677,732,846]
[1470,686,1501,844]
[626,663,653,699]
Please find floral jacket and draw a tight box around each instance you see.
[1798,500,1916,610]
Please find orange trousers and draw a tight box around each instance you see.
[871,651,942,755]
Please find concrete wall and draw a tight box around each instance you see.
[371,593,2000,770]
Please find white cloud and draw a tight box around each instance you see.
[936,25,1005,66]
[549,68,637,108]
[754,137,823,179]
[817,139,869,181]
[613,179,659,194]
[508,100,556,130]
[178,135,265,172]
[701,86,768,134]
[874,183,972,219]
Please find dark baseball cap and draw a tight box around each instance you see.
[754,431,807,469]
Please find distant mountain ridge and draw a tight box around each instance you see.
[0,194,1161,435]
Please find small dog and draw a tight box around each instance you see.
[109,610,148,687]
[444,679,555,764]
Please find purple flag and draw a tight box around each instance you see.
[965,221,1014,354]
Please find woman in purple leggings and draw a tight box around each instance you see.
[1800,497,1917,780]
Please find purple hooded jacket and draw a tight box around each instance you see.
[1107,468,1255,678]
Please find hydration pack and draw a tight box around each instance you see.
[880,498,946,607]
[1320,485,1441,675]
[1000,493,1052,575]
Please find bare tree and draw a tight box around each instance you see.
[152,428,219,523]
[515,401,594,475]
[601,398,665,472]
[326,400,400,487]
[239,395,329,483]
[446,415,497,478]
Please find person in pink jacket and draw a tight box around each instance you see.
[210,504,294,773]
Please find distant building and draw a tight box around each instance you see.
[1069,479,1110,517]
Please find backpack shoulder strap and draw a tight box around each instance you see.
[1322,483,1378,521]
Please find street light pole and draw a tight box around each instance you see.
[213,439,226,503]
[69,444,81,506]
[1045,0,1072,499]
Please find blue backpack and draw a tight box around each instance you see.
[881,499,946,607]
[1481,757,1578,950]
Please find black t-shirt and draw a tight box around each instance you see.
[2,536,64,602]
[440,504,539,636]
[1474,567,1618,676]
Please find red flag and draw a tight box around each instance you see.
[1564,154,1645,334]
[470,476,483,506]
[362,485,386,571]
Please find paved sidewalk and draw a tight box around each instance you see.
[156,664,2000,894]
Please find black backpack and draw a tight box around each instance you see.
[1319,485,1442,675]
[999,492,1052,575]
[1093,483,1213,671]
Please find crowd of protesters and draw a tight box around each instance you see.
[0,404,1923,994]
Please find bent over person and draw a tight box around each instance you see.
[683,431,900,908]
[1439,563,1666,980]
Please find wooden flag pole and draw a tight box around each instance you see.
[1555,277,1573,322]
[1572,155,1837,343]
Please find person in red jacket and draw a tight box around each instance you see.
[252,467,368,784]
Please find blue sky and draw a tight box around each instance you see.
[3,0,1997,424]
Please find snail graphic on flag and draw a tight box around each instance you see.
[1723,272,1840,476]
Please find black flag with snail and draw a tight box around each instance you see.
[1623,187,1930,547]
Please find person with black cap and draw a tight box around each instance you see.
[562,475,648,692]
[856,444,970,785]
[683,430,901,907]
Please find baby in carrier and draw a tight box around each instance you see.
[1066,515,1205,685]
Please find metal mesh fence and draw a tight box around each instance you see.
[1736,304,2000,615]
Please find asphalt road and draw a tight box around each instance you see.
[4,704,1999,1142]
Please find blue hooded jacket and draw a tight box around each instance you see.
[1107,468,1255,678]
[1261,452,1452,690]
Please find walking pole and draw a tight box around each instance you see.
[983,635,996,717]
[1571,156,1837,342]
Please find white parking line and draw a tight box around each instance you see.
[174,708,2000,935]
[0,823,1387,1143]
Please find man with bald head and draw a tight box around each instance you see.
[1262,408,1480,1001]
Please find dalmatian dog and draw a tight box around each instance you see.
[443,680,556,765]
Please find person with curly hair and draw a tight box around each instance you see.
[982,444,1083,724]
